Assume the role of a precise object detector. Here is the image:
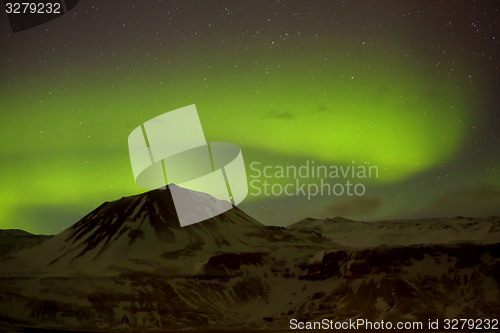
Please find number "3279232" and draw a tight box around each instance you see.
[5,2,61,14]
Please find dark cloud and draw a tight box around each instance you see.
[264,109,294,119]
[255,208,279,219]
[317,105,329,112]
[423,184,500,217]
[325,196,382,218]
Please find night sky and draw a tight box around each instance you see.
[0,1,499,234]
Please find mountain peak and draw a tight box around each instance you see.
[5,185,332,270]
[9,186,271,267]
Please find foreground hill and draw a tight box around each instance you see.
[0,229,51,259]
[0,186,499,331]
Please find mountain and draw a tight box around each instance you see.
[289,215,500,247]
[0,186,499,331]
[5,185,330,271]
[0,185,334,330]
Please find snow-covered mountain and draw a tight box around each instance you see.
[0,186,499,331]
[2,185,330,273]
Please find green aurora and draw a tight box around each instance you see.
[0,1,498,233]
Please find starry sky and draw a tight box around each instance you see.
[0,0,499,234]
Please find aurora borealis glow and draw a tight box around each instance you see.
[0,1,499,234]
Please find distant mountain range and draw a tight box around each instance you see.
[289,215,500,247]
[0,185,499,331]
